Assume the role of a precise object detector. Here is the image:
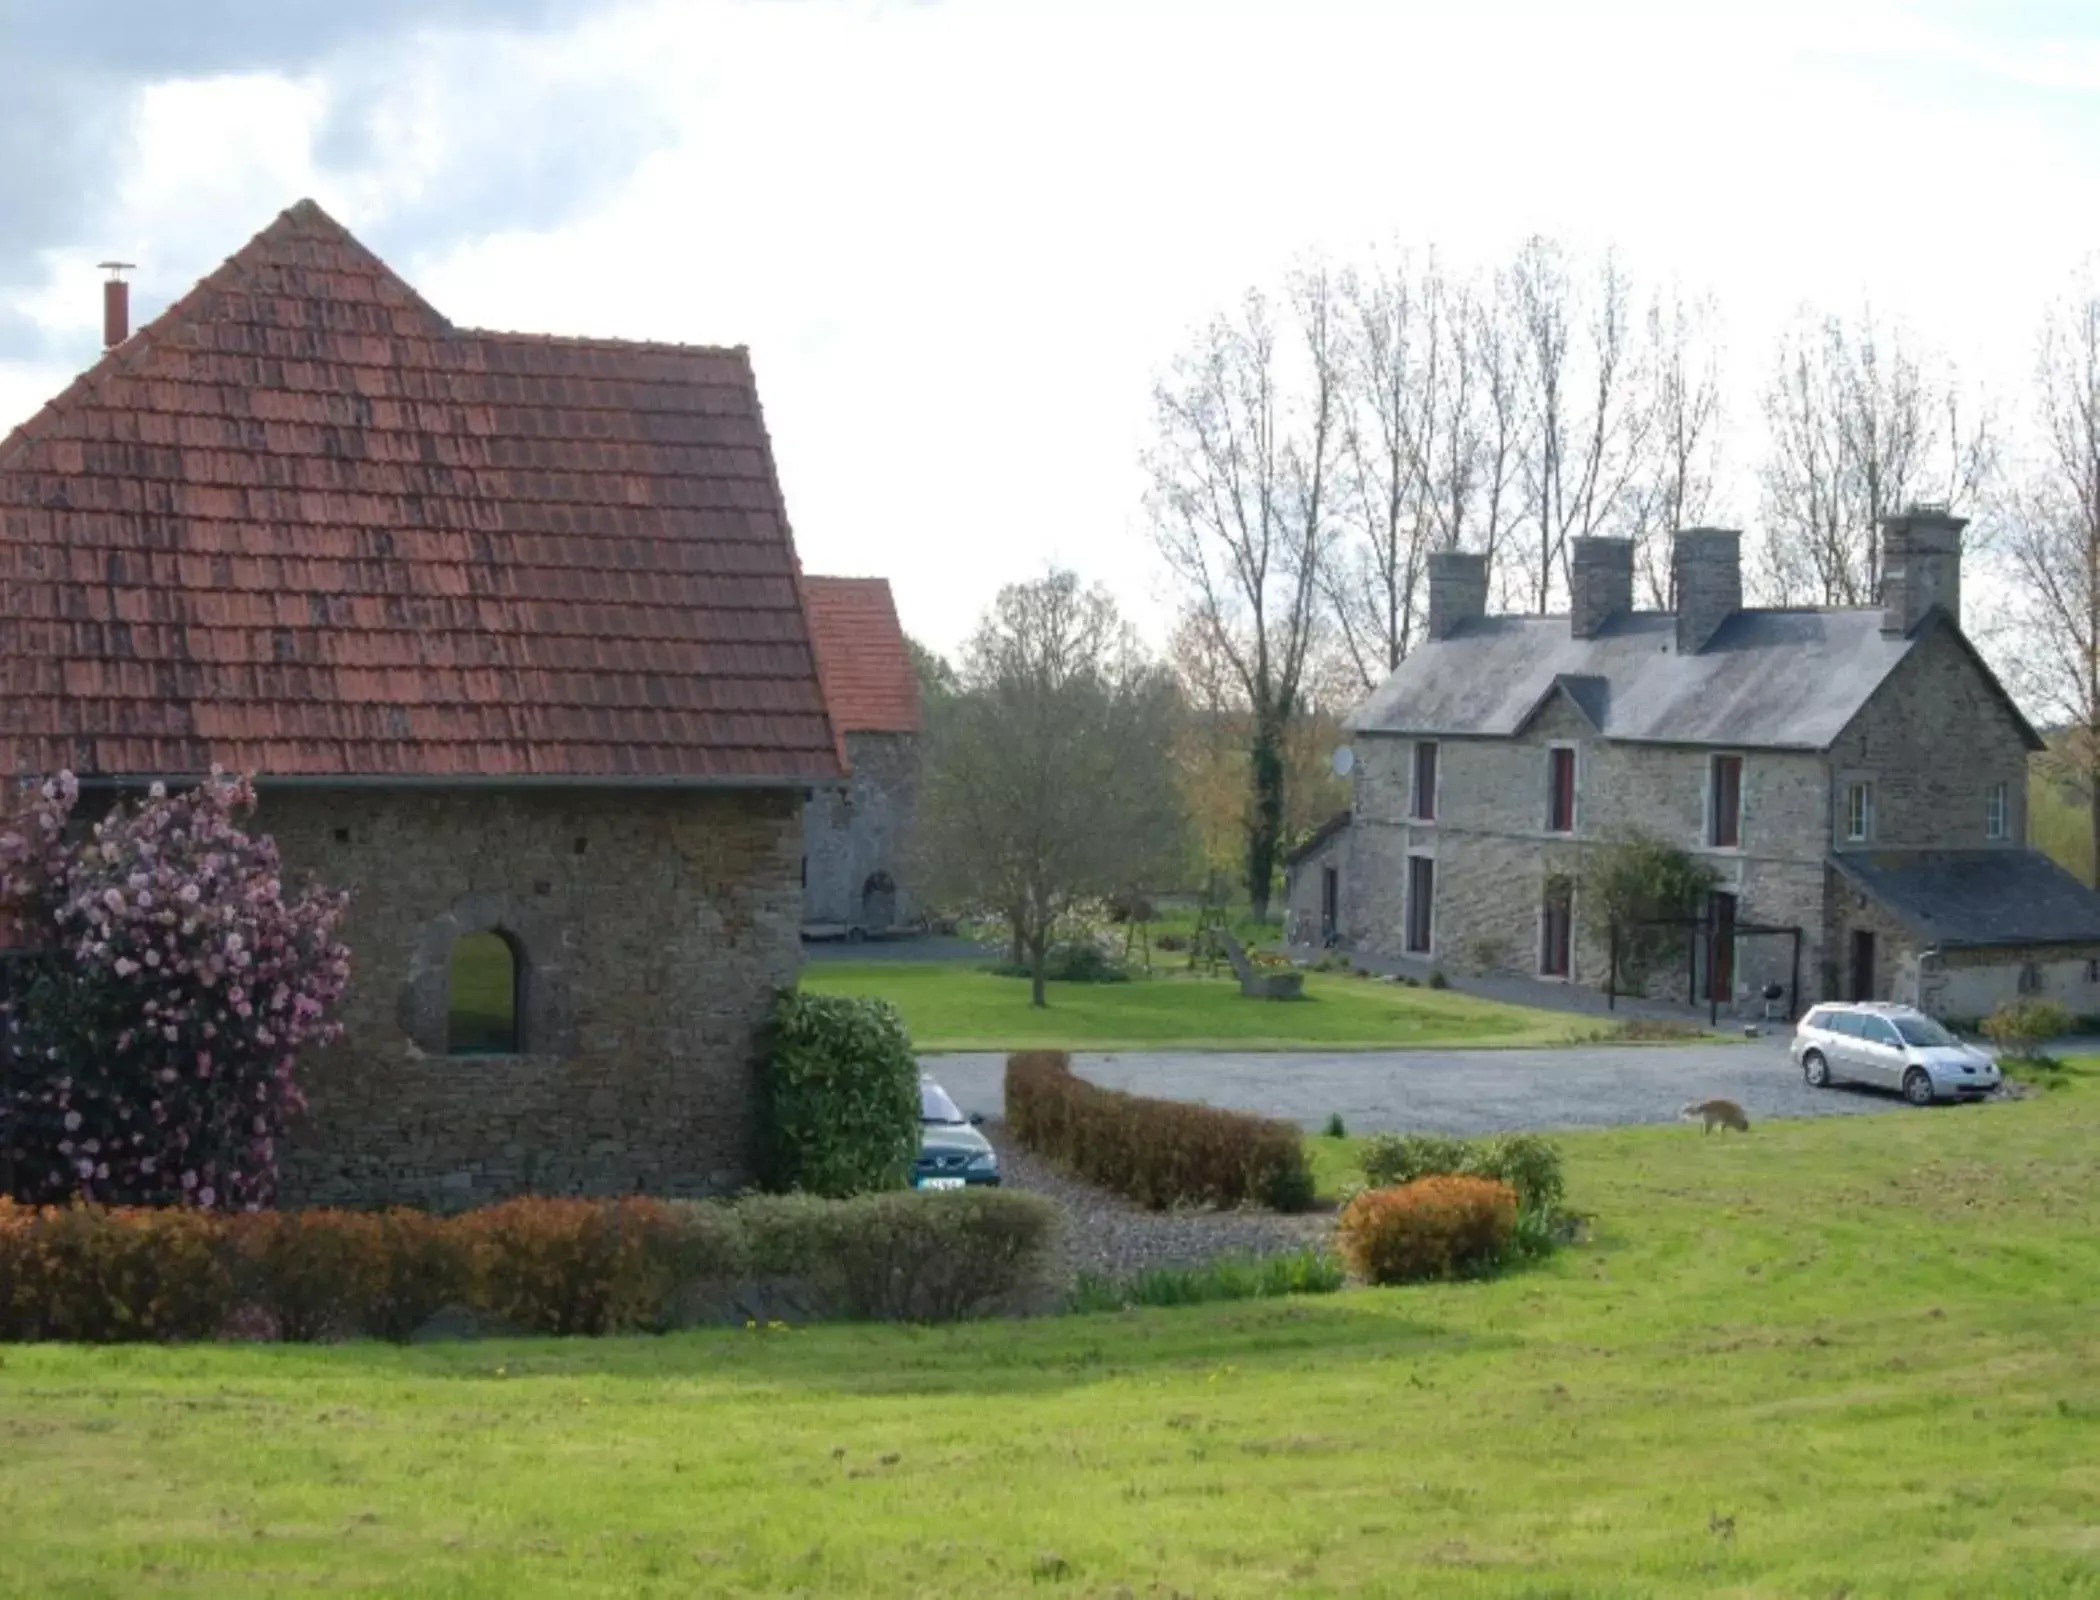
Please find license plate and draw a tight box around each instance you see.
[916,1176,967,1191]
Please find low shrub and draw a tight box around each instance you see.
[1322,1112,1347,1139]
[1427,969,1450,990]
[1358,1131,1565,1213]
[0,1199,236,1342]
[456,1196,705,1336]
[730,1188,1059,1322]
[1068,1249,1346,1313]
[1005,1051,1314,1212]
[226,1209,371,1341]
[987,941,1131,984]
[761,990,920,1198]
[1336,1176,1518,1284]
[351,1209,473,1342]
[1981,997,2076,1059]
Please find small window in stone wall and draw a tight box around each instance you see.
[449,930,523,1055]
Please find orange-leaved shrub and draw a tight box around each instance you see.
[349,1209,473,1343]
[226,1208,372,1341]
[0,1198,236,1341]
[1335,1175,1518,1284]
[454,1196,706,1337]
[1005,1050,1314,1212]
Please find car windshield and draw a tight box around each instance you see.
[919,1083,966,1124]
[1891,1014,1958,1048]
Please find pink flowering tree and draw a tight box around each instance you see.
[0,769,350,1210]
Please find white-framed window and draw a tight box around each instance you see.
[1844,780,1874,844]
[1986,781,2009,841]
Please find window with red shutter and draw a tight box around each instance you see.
[1547,748,1576,833]
[1710,755,1742,848]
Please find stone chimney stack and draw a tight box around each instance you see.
[1880,504,1967,636]
[1568,537,1634,639]
[1671,528,1743,655]
[1425,550,1489,642]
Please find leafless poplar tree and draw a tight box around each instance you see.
[1622,289,1724,605]
[1322,253,1530,696]
[1507,237,1661,614]
[1756,309,1994,605]
[914,572,1185,1006]
[1147,269,1340,920]
[2001,281,2100,884]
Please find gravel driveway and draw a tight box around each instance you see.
[924,1037,1919,1136]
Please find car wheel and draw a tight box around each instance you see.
[1902,1067,1936,1107]
[1802,1050,1831,1088]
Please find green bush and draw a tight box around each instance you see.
[729,1188,1059,1322]
[987,941,1130,984]
[1005,1051,1314,1212]
[1981,997,2076,1059]
[762,990,920,1198]
[1336,1176,1519,1284]
[1068,1250,1345,1313]
[1358,1131,1565,1213]
[1427,969,1450,990]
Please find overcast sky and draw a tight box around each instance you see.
[3,0,2098,653]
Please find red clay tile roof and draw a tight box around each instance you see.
[802,577,922,736]
[0,199,844,784]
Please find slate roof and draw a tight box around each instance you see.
[0,199,844,785]
[1285,809,1352,868]
[1832,850,2100,950]
[1347,609,2042,752]
[803,577,922,736]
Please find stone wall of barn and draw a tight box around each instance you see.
[801,731,920,932]
[267,786,801,1210]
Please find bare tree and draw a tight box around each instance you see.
[1623,289,1725,605]
[2001,280,2100,885]
[914,572,1185,1006]
[1147,269,1341,920]
[1507,237,1660,613]
[1757,308,1994,605]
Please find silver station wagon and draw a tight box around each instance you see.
[1791,1002,2002,1105]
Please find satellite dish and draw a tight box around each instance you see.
[1332,745,1355,777]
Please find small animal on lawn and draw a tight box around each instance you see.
[1682,1098,1750,1134]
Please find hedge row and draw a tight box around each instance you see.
[0,1188,1059,1343]
[1005,1050,1314,1212]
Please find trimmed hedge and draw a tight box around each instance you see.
[762,990,921,1197]
[1336,1175,1518,1284]
[1005,1050,1315,1212]
[0,1188,1059,1343]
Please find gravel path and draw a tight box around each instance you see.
[929,1037,1920,1136]
[982,1121,1331,1284]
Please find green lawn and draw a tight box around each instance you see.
[5,1082,2099,1594]
[801,961,1589,1051]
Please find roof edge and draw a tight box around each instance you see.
[68,772,848,793]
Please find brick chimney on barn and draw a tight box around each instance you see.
[98,262,134,348]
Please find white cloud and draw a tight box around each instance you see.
[5,0,2100,653]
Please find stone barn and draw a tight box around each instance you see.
[799,576,924,938]
[0,200,845,1208]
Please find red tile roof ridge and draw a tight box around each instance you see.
[469,329,753,359]
[0,198,447,476]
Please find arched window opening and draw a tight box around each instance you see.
[449,929,523,1055]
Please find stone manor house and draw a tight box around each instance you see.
[0,200,849,1208]
[1287,516,2100,1020]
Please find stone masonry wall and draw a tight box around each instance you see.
[802,731,920,930]
[267,786,802,1210]
[1347,695,1831,1012]
[1827,623,2030,853]
[1284,828,1350,946]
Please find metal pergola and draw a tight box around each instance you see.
[1607,907,1804,1027]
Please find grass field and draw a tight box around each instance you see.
[801,961,1589,1051]
[5,1079,2098,1594]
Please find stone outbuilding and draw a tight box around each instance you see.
[1296,516,2100,1020]
[800,576,924,938]
[0,200,845,1207]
